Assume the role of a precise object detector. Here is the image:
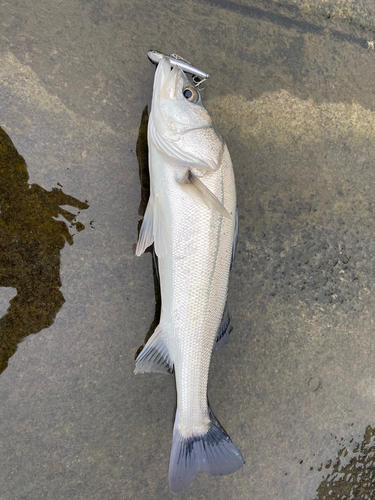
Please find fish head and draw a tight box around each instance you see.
[150,57,224,171]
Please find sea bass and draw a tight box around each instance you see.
[135,54,244,493]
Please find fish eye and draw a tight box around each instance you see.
[183,86,199,103]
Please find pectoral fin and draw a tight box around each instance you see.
[181,170,231,219]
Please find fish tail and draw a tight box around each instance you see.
[168,407,244,493]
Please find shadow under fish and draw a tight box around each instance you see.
[134,105,161,357]
[0,126,89,375]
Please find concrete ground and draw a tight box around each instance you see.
[1,1,375,499]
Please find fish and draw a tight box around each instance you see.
[135,53,244,493]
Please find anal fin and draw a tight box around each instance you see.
[134,326,173,374]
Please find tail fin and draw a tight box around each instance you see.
[168,407,244,493]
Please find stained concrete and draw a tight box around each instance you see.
[1,1,375,499]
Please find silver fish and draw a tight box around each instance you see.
[135,54,243,493]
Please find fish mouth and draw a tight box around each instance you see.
[153,57,187,101]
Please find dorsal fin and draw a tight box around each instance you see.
[213,303,232,351]
[231,206,239,270]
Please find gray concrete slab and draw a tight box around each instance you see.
[1,1,375,499]
[276,0,375,31]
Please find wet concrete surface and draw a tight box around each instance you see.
[1,1,375,499]
[275,0,375,32]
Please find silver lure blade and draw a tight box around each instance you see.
[148,50,209,81]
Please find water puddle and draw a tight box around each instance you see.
[0,126,88,374]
